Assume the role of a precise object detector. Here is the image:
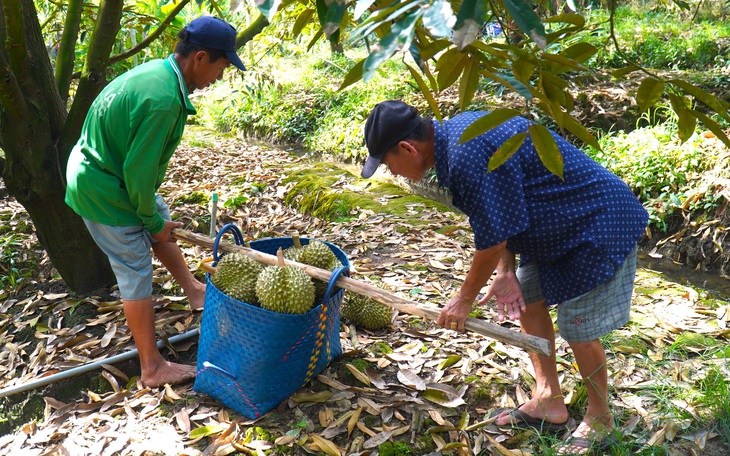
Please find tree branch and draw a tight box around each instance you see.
[0,40,28,120]
[55,0,83,103]
[60,0,124,166]
[237,13,269,48]
[3,0,31,87]
[107,0,191,65]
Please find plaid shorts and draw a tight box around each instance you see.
[82,195,170,301]
[516,248,637,343]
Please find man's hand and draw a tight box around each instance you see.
[151,220,182,243]
[480,272,525,322]
[436,292,473,332]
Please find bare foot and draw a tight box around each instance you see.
[187,281,206,310]
[141,361,196,388]
[494,398,569,427]
[557,415,616,455]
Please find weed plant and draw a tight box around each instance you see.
[586,112,717,232]
[199,45,417,165]
[580,6,730,70]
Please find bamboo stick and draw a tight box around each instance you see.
[172,228,552,357]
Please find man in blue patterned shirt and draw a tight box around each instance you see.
[361,100,648,454]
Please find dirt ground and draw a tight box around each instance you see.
[0,130,729,455]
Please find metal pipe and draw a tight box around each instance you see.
[0,328,199,399]
[209,192,218,238]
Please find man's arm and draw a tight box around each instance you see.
[480,248,526,322]
[436,241,506,331]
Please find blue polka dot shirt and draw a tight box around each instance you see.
[433,112,649,305]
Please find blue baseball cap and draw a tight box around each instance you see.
[361,100,422,178]
[185,16,246,71]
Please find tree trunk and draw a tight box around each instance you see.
[0,0,271,293]
[0,0,115,292]
[1,91,115,292]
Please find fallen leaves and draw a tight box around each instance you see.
[1,133,729,456]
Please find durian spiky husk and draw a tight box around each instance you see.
[211,252,264,305]
[297,240,340,271]
[296,240,342,303]
[341,293,393,331]
[256,263,315,314]
[283,235,305,263]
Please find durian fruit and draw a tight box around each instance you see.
[211,252,264,305]
[297,240,339,270]
[283,234,306,263]
[256,248,315,314]
[296,240,342,302]
[341,293,393,331]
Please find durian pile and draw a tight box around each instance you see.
[211,237,343,315]
[340,292,394,331]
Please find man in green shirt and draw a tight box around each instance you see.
[65,16,246,388]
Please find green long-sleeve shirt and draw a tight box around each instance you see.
[65,55,196,234]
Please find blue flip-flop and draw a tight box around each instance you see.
[495,408,573,434]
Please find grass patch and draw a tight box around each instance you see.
[582,6,730,71]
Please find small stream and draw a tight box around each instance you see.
[638,253,730,301]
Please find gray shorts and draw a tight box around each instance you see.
[516,248,637,343]
[83,195,170,301]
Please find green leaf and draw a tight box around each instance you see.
[437,355,462,370]
[612,66,640,78]
[544,13,585,28]
[488,132,527,172]
[460,108,522,143]
[255,0,282,22]
[636,77,665,113]
[363,11,420,81]
[470,40,511,60]
[559,42,597,63]
[530,124,564,179]
[347,0,420,45]
[292,8,315,38]
[189,424,224,439]
[458,411,470,430]
[541,53,585,74]
[436,49,469,90]
[306,28,325,52]
[489,72,534,100]
[556,113,600,151]
[503,0,547,49]
[339,58,365,91]
[690,109,730,149]
[406,62,443,123]
[669,79,730,122]
[423,384,466,407]
[452,0,486,50]
[668,93,697,143]
[422,0,456,37]
[420,38,452,60]
[459,56,481,109]
[290,391,333,403]
[323,0,346,38]
[540,70,570,108]
[512,57,536,83]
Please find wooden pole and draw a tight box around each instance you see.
[173,229,552,357]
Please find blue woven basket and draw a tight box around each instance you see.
[194,224,349,419]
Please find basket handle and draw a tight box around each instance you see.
[319,265,350,304]
[212,223,244,263]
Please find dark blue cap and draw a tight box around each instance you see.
[361,100,421,178]
[185,16,246,71]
